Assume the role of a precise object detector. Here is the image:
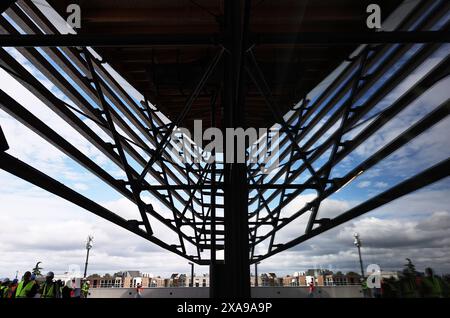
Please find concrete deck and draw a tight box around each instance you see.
[88,286,364,298]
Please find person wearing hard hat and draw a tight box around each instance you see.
[81,280,90,298]
[15,271,38,298]
[40,272,59,298]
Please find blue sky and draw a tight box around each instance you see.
[0,0,449,279]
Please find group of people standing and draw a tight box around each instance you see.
[0,271,90,299]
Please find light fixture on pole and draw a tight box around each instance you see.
[83,235,93,278]
[353,232,365,280]
[188,262,194,287]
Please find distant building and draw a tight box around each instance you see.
[167,273,188,287]
[281,271,363,287]
[149,276,165,287]
[283,275,295,286]
[87,271,211,288]
[192,274,210,287]
[260,273,283,286]
[250,275,263,286]
[88,271,152,288]
[86,269,383,289]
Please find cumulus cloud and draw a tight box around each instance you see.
[259,181,450,276]
[374,182,388,189]
[72,183,89,191]
[357,181,371,188]
[0,179,200,278]
[1,14,449,281]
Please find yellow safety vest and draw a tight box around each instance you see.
[423,277,443,297]
[15,280,35,298]
[41,282,56,298]
[0,286,8,298]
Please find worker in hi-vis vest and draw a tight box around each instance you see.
[15,271,38,298]
[40,272,59,298]
[81,280,90,298]
[422,268,447,298]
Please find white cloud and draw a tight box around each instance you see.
[357,181,371,188]
[72,183,89,191]
[0,179,202,278]
[374,181,388,189]
[254,179,450,276]
[1,10,449,282]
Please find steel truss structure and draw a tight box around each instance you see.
[0,0,449,297]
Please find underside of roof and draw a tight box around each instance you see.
[48,0,402,131]
[0,0,449,294]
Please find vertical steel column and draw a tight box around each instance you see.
[209,91,218,297]
[221,0,251,298]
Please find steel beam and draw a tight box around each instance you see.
[0,31,449,47]
[1,8,207,214]
[0,48,202,252]
[305,47,370,234]
[247,1,449,197]
[0,0,448,271]
[252,31,450,46]
[252,96,450,248]
[0,152,198,262]
[248,39,445,227]
[0,88,128,197]
[254,157,450,262]
[83,48,153,235]
[0,0,16,14]
[246,49,324,189]
[138,48,224,183]
[0,35,205,232]
[0,124,8,151]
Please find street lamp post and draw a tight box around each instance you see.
[83,235,93,278]
[188,262,194,287]
[255,262,260,287]
[353,232,365,280]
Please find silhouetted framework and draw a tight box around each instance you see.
[0,0,449,297]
